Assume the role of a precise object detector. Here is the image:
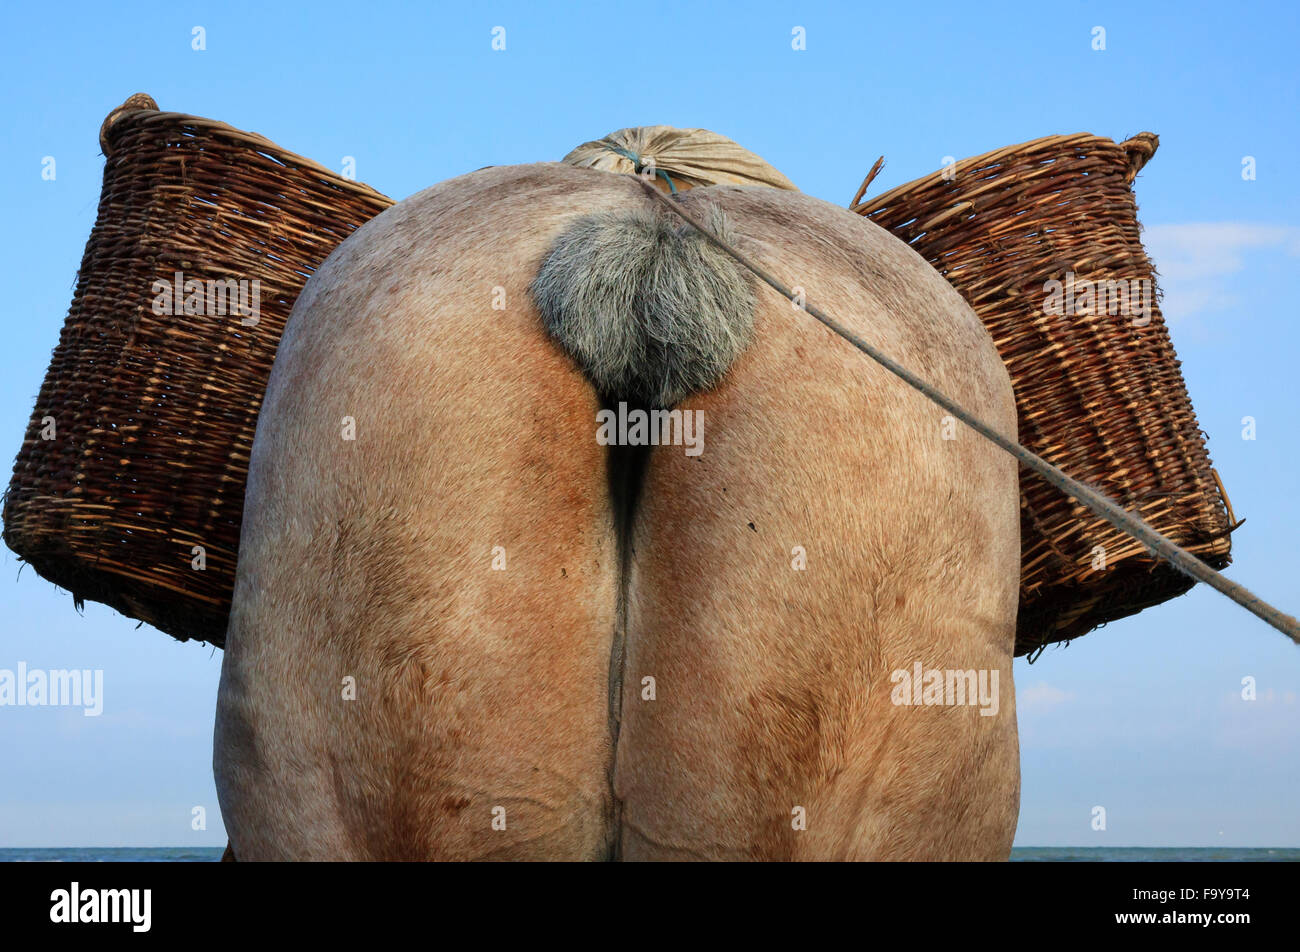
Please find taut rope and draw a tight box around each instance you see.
[639,181,1300,647]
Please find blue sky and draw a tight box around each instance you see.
[0,0,1297,848]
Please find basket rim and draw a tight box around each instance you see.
[851,131,1159,213]
[101,103,393,205]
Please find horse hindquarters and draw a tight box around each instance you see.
[216,166,1021,860]
[612,187,1022,860]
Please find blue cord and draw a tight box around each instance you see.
[604,143,678,195]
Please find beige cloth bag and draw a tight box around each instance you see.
[562,126,797,191]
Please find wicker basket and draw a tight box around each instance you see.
[2,95,395,646]
[852,133,1236,655]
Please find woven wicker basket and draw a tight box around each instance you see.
[852,133,1236,655]
[2,95,395,646]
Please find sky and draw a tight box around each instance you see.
[0,0,1297,849]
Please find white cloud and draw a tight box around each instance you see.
[1142,223,1300,320]
[1018,681,1073,711]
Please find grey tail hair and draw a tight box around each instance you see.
[531,203,756,408]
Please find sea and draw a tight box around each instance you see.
[0,847,1296,862]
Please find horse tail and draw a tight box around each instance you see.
[531,202,756,408]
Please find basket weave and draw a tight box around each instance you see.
[852,133,1235,655]
[2,95,395,646]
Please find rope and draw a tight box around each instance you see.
[605,144,679,195]
[638,180,1300,647]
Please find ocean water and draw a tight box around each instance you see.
[0,847,1296,862]
[1,847,227,862]
[1011,847,1299,862]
